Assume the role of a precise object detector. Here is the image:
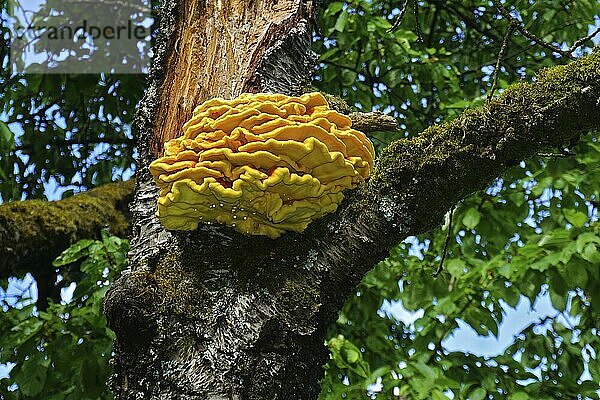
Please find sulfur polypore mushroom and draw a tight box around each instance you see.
[149,92,375,238]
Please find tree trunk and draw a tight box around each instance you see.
[105,1,329,398]
[102,0,600,397]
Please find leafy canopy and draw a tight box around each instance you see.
[315,1,600,399]
[0,232,127,399]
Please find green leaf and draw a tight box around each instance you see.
[0,121,14,150]
[462,208,481,229]
[576,232,600,253]
[549,289,568,311]
[538,229,571,247]
[470,387,487,400]
[52,239,95,266]
[564,209,588,227]
[334,10,349,32]
[345,348,360,364]
[549,268,568,294]
[508,191,526,207]
[581,243,600,264]
[14,353,49,396]
[367,366,390,384]
[325,1,344,16]
[509,392,530,400]
[590,355,600,380]
[445,259,466,278]
[561,257,588,288]
[495,282,521,308]
[530,252,562,272]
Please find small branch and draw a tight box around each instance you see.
[431,0,502,43]
[426,5,440,47]
[488,21,518,102]
[349,111,399,133]
[492,1,597,60]
[458,18,592,78]
[537,149,575,158]
[14,138,136,152]
[433,207,454,277]
[387,0,409,33]
[413,0,423,43]
[569,27,600,54]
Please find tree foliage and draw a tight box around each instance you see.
[320,136,600,399]
[0,0,599,398]
[0,232,127,399]
[0,0,145,201]
[315,1,600,399]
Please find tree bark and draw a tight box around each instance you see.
[102,0,600,396]
[105,0,326,398]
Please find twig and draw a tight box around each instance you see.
[387,0,409,33]
[492,1,581,60]
[430,0,502,42]
[568,27,600,54]
[537,149,575,158]
[349,111,399,133]
[386,0,424,43]
[433,207,454,277]
[413,0,423,43]
[426,5,440,47]
[488,21,517,102]
[458,18,593,78]
[14,138,136,152]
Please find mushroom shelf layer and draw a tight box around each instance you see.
[149,92,375,238]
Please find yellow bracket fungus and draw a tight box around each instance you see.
[149,92,375,238]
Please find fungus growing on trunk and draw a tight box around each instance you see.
[149,92,375,238]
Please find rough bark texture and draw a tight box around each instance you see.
[348,111,400,133]
[105,0,326,398]
[102,0,600,396]
[149,0,315,157]
[0,180,134,307]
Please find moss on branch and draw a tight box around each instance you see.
[362,49,600,236]
[0,180,135,280]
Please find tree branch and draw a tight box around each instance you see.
[13,138,136,152]
[0,180,134,280]
[104,45,599,398]
[349,111,399,133]
[492,1,598,59]
[488,21,518,101]
[312,49,600,294]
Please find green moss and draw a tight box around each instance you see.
[0,180,134,277]
[321,93,353,114]
[152,249,210,316]
[366,51,600,232]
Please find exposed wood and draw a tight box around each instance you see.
[150,0,313,157]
